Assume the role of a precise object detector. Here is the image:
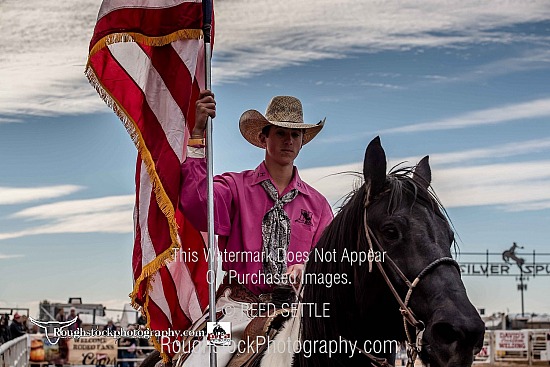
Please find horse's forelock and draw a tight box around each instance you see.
[385,166,449,220]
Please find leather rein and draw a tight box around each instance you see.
[343,193,460,367]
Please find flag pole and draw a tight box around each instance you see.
[202,1,217,367]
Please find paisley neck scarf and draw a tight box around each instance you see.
[260,180,298,278]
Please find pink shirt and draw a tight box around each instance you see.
[180,157,333,294]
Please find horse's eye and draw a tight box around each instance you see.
[381,224,400,241]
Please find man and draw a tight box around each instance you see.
[9,313,26,340]
[180,90,333,366]
[103,319,116,332]
[177,91,332,365]
[180,91,333,295]
[55,309,65,322]
[0,314,10,343]
[119,325,137,367]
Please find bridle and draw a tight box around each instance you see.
[346,191,460,367]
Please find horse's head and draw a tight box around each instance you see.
[362,137,485,366]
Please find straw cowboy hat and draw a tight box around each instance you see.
[239,96,325,148]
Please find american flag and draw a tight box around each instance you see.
[85,0,212,358]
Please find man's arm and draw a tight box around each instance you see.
[179,89,232,235]
[180,158,232,236]
[312,199,334,248]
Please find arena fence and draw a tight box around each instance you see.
[0,334,29,367]
[474,329,550,365]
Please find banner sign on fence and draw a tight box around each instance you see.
[67,337,118,365]
[495,331,529,352]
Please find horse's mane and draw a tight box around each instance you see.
[322,164,451,265]
[296,164,454,366]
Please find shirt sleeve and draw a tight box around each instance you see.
[180,157,233,236]
[311,198,334,248]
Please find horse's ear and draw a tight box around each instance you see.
[413,155,431,188]
[363,136,387,200]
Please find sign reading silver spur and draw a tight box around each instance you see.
[458,246,550,277]
[459,263,550,276]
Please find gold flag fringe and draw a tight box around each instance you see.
[85,65,185,361]
[88,28,203,59]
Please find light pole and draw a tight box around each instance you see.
[516,268,528,317]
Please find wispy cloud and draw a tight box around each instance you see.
[502,200,550,212]
[360,81,405,90]
[2,0,550,118]
[380,98,550,134]
[458,49,550,83]
[0,0,107,118]
[406,137,550,166]
[0,185,84,205]
[0,195,134,241]
[414,48,550,87]
[0,253,25,260]
[0,117,21,124]
[300,141,550,211]
[431,161,550,208]
[213,0,550,82]
[320,97,550,143]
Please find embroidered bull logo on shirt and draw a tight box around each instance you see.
[296,209,313,226]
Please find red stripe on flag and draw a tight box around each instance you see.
[159,266,192,328]
[140,43,196,136]
[147,298,172,332]
[147,193,173,257]
[90,2,203,48]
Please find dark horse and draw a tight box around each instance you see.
[286,137,485,367]
[146,137,485,367]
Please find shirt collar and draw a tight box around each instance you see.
[252,161,310,196]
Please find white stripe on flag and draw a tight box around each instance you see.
[171,39,201,85]
[149,272,173,324]
[166,260,203,322]
[194,41,206,93]
[138,161,157,268]
[98,0,201,21]
[109,42,186,163]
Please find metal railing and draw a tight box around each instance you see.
[0,335,29,367]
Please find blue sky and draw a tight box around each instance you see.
[1,0,549,318]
